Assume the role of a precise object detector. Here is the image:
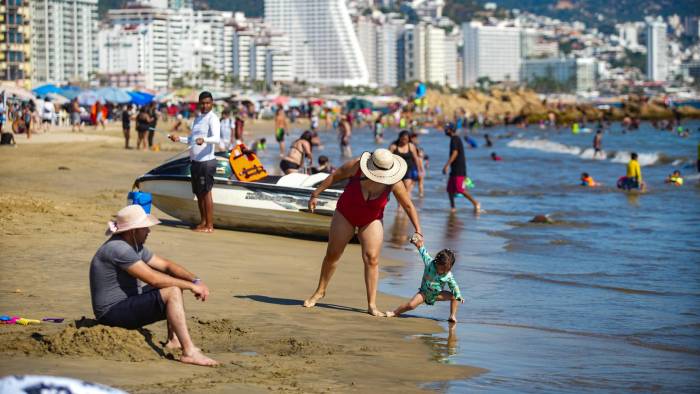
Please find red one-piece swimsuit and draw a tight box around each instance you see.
[336,170,391,228]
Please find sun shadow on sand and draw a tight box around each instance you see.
[234,295,367,314]
[156,218,193,230]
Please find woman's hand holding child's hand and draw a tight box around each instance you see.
[410,233,424,248]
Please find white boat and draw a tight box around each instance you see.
[135,153,342,238]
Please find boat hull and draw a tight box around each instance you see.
[137,176,339,239]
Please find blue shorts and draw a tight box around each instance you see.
[403,168,419,181]
[98,289,166,330]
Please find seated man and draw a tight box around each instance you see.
[89,205,217,366]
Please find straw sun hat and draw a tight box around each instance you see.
[106,205,161,236]
[359,148,407,185]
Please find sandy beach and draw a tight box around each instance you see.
[0,124,482,392]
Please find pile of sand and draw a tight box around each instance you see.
[0,323,162,362]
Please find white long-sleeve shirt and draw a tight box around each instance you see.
[178,111,220,161]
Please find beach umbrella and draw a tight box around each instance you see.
[346,97,373,111]
[45,92,69,104]
[128,90,155,106]
[32,84,63,96]
[273,96,289,106]
[57,86,82,100]
[0,83,35,100]
[78,90,102,105]
[95,87,131,104]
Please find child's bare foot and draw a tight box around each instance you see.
[385,311,396,317]
[448,315,457,323]
[303,291,324,307]
[473,203,481,213]
[450,207,457,213]
[180,349,218,366]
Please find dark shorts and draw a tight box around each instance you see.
[98,289,166,330]
[447,175,465,194]
[403,168,419,181]
[275,128,285,142]
[280,159,300,173]
[190,159,216,195]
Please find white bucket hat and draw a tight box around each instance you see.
[106,205,161,236]
[359,148,407,185]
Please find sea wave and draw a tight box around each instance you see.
[506,139,669,167]
[466,268,700,297]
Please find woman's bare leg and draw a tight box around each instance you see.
[357,219,385,316]
[403,179,414,195]
[304,212,355,307]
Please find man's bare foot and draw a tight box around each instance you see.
[448,316,457,323]
[192,227,213,233]
[303,291,324,307]
[385,311,396,317]
[180,349,218,366]
[368,307,386,317]
[164,338,182,349]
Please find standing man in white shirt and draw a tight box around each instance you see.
[169,91,220,233]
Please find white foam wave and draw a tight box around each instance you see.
[507,139,582,155]
[609,151,659,167]
[507,139,661,166]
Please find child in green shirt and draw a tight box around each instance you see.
[387,235,464,322]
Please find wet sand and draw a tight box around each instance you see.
[0,125,482,392]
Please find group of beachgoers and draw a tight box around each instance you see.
[88,89,699,370]
[89,91,475,368]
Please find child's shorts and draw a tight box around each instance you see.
[420,289,441,306]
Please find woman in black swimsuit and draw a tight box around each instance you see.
[389,130,423,195]
[280,130,314,174]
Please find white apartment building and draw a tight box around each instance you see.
[404,23,452,85]
[97,24,150,88]
[229,18,293,86]
[443,32,459,88]
[354,14,405,87]
[32,0,99,84]
[521,28,558,59]
[265,0,369,86]
[521,57,596,93]
[462,21,521,86]
[100,7,186,90]
[646,19,668,82]
[376,17,404,87]
[355,16,377,84]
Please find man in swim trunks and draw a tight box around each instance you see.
[443,123,480,213]
[620,152,643,190]
[90,205,217,366]
[169,91,220,233]
[274,108,288,157]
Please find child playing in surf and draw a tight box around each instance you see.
[387,234,464,322]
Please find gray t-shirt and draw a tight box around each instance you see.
[89,235,153,319]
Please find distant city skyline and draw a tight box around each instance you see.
[2,0,699,95]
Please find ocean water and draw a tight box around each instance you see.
[255,119,700,393]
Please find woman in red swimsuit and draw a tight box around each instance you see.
[304,148,423,316]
